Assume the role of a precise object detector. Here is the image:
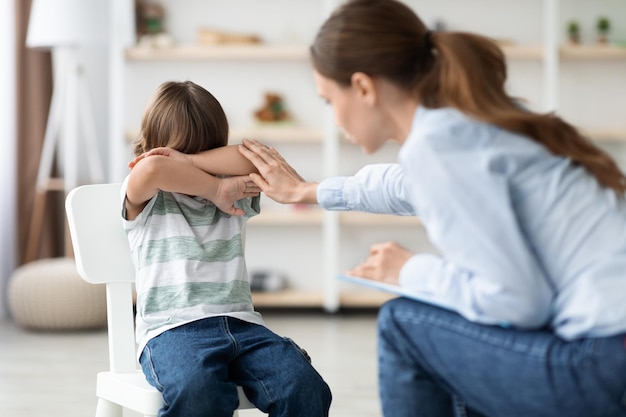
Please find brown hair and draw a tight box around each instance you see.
[133,81,229,156]
[311,0,626,197]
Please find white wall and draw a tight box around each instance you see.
[0,0,17,318]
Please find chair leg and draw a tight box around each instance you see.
[94,398,123,417]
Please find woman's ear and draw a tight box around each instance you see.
[351,72,377,106]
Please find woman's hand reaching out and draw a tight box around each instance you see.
[347,241,414,285]
[238,138,319,205]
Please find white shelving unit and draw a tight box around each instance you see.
[109,0,626,311]
[125,44,309,60]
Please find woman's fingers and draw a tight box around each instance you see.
[346,260,376,280]
[238,138,312,204]
[248,172,270,192]
[239,138,274,166]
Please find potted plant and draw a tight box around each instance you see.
[567,21,580,45]
[597,17,610,44]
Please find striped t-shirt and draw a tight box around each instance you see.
[121,176,264,357]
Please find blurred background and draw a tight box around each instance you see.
[0,1,625,415]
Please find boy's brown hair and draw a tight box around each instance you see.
[133,81,229,156]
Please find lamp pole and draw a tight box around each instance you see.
[24,0,107,261]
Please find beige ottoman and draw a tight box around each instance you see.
[8,257,106,331]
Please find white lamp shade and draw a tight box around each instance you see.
[27,0,108,49]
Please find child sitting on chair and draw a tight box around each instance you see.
[122,80,332,417]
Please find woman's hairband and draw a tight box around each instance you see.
[424,30,433,50]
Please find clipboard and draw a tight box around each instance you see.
[338,275,513,328]
[337,274,422,301]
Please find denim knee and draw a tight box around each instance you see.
[378,297,429,334]
[283,374,332,416]
[377,298,406,342]
[378,297,402,320]
[166,373,240,416]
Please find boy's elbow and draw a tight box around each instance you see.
[127,156,166,197]
[132,156,166,180]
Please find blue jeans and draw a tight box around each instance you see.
[139,316,332,417]
[378,298,626,417]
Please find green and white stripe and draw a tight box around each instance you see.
[122,179,263,357]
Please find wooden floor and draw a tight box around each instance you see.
[0,310,382,417]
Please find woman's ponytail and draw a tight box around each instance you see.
[421,32,626,198]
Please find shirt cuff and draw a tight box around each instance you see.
[399,253,443,295]
[317,176,350,211]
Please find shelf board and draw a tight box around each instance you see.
[251,289,394,308]
[339,291,397,307]
[581,128,626,143]
[124,44,626,63]
[501,45,543,60]
[248,210,421,226]
[248,209,324,226]
[231,126,323,143]
[500,45,626,60]
[561,45,626,60]
[125,44,308,61]
[252,290,324,307]
[125,126,323,144]
[128,127,626,146]
[126,43,546,62]
[341,212,421,226]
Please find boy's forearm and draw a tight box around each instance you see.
[128,156,219,205]
[189,145,258,175]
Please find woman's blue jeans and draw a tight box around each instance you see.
[378,297,626,417]
[139,316,332,417]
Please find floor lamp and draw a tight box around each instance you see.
[25,0,107,261]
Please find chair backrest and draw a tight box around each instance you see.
[66,183,258,414]
[66,183,138,372]
[65,183,134,284]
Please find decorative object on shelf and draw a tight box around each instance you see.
[254,92,292,124]
[567,21,581,45]
[250,270,288,293]
[136,0,164,35]
[8,257,106,331]
[596,17,610,44]
[197,28,262,45]
[137,32,174,49]
[136,0,174,48]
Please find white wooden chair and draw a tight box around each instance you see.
[65,183,256,417]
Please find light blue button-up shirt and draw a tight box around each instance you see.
[318,106,626,340]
